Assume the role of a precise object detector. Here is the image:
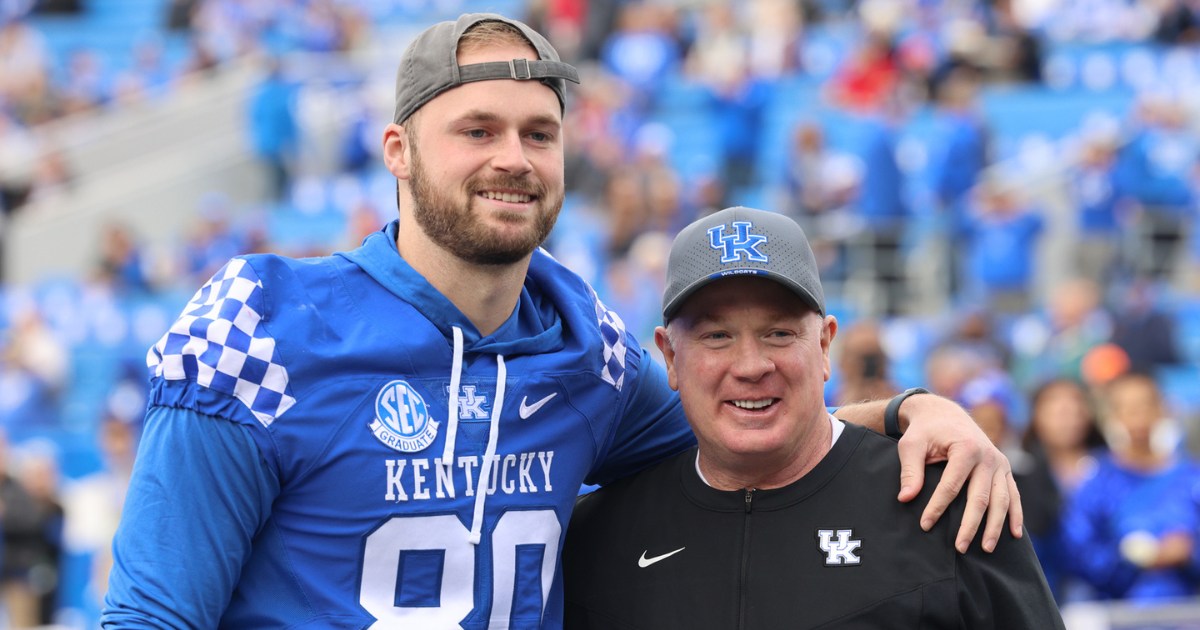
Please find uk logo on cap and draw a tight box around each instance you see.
[708,221,768,264]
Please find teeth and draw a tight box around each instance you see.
[731,399,774,410]
[481,191,531,203]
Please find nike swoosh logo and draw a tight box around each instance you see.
[638,547,685,568]
[519,393,557,419]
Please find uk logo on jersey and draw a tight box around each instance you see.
[708,221,768,264]
[449,384,490,420]
[371,380,439,452]
[816,529,862,566]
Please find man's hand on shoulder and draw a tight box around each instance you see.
[893,393,1023,554]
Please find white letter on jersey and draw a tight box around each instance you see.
[538,451,554,492]
[501,454,517,494]
[485,455,502,495]
[411,459,430,500]
[518,453,537,493]
[385,460,408,502]
[459,456,478,497]
[434,458,456,499]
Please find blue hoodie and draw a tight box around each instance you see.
[102,221,695,629]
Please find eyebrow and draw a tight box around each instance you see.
[686,313,726,330]
[455,109,561,128]
[686,309,811,330]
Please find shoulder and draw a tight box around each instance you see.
[146,254,334,428]
[838,422,952,499]
[841,422,905,469]
[528,249,636,392]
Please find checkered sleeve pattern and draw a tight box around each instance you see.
[589,287,627,391]
[146,258,297,427]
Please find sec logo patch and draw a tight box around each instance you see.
[371,380,438,453]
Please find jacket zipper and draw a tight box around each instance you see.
[738,488,754,630]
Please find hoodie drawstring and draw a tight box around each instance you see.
[469,354,505,545]
[442,327,465,465]
[443,325,505,546]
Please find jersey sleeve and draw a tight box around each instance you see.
[584,347,695,487]
[145,257,297,431]
[954,508,1065,629]
[101,405,280,630]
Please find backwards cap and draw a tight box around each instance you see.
[393,13,580,125]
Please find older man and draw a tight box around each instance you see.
[562,207,1062,629]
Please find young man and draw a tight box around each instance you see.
[103,15,1020,629]
[563,207,1062,629]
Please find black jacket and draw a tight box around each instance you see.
[563,421,1064,629]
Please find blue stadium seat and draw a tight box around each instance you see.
[1157,363,1200,416]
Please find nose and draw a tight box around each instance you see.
[729,337,775,382]
[490,131,533,176]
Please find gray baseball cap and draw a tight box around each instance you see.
[392,13,581,125]
[662,207,825,323]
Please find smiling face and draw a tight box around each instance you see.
[389,39,565,266]
[656,277,836,483]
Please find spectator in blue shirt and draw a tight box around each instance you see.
[1061,372,1200,601]
[600,4,679,110]
[1070,121,1127,284]
[962,179,1044,312]
[1117,98,1198,279]
[706,75,769,189]
[930,67,987,234]
[248,57,298,199]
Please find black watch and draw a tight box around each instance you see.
[884,387,931,439]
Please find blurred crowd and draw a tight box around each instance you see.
[0,0,366,219]
[4,0,1200,626]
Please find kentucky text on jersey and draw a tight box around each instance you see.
[384,452,555,500]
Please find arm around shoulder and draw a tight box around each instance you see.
[101,406,280,629]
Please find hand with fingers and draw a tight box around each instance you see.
[892,391,1024,553]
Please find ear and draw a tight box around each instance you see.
[654,326,680,391]
[382,122,414,181]
[821,315,837,383]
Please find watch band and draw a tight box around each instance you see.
[884,387,931,439]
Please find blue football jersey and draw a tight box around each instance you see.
[102,221,695,629]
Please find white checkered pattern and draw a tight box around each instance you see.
[147,259,296,427]
[590,288,627,391]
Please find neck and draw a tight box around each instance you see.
[1043,444,1085,466]
[700,415,832,491]
[1117,439,1165,470]
[396,223,529,338]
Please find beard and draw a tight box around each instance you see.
[408,141,562,266]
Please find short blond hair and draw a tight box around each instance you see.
[456,20,536,57]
